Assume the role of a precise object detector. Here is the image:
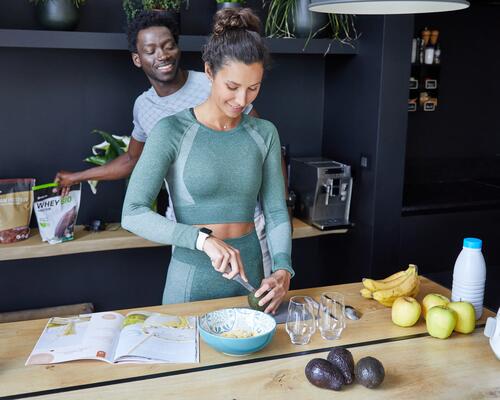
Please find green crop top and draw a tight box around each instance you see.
[122,109,293,276]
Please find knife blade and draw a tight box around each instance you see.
[223,266,257,293]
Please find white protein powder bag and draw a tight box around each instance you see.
[33,183,81,244]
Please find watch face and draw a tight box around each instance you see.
[200,227,212,235]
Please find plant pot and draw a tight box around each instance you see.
[35,0,80,31]
[216,2,243,10]
[291,0,329,39]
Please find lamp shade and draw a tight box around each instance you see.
[308,0,470,14]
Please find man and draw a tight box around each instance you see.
[56,11,283,279]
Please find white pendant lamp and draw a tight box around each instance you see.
[308,0,470,15]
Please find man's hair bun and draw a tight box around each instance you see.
[212,8,261,37]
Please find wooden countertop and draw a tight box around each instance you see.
[29,332,498,400]
[0,278,496,399]
[0,218,348,262]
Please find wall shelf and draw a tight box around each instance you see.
[0,29,358,55]
[0,218,348,262]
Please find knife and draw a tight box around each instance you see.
[223,265,257,293]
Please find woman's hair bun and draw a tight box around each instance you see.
[212,8,261,37]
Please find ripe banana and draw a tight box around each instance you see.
[362,265,416,292]
[360,288,373,299]
[372,273,420,307]
[381,263,418,282]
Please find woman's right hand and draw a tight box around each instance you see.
[202,237,248,282]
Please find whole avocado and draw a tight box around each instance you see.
[327,347,355,384]
[247,292,266,312]
[305,358,344,391]
[354,356,385,388]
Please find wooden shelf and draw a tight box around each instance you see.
[0,29,358,55]
[0,219,347,262]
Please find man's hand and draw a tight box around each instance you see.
[254,269,291,314]
[54,171,81,197]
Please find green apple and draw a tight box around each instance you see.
[426,305,457,339]
[447,301,476,334]
[391,297,421,327]
[422,293,450,319]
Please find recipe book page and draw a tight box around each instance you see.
[113,312,198,363]
[26,312,124,365]
[26,311,199,365]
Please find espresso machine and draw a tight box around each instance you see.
[289,157,352,230]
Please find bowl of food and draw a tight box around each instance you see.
[199,308,276,356]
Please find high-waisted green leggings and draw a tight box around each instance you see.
[162,229,264,304]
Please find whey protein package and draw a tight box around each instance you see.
[0,178,36,243]
[33,183,81,244]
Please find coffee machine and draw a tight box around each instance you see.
[289,157,352,230]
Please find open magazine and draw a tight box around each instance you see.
[26,311,199,365]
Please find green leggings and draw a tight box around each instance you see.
[162,229,264,304]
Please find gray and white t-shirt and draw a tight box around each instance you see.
[132,71,212,142]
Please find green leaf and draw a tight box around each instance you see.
[84,155,107,166]
[91,129,125,157]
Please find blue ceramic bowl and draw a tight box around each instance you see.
[199,308,276,356]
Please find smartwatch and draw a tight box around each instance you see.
[196,227,213,251]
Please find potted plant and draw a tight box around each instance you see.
[216,0,245,11]
[263,0,357,46]
[83,130,130,194]
[29,0,86,31]
[123,0,186,27]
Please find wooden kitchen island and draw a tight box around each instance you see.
[1,278,498,400]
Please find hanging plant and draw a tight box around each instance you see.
[263,0,358,50]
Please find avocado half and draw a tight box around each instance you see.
[247,291,267,312]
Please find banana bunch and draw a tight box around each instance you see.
[360,264,420,307]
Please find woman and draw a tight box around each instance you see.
[122,8,293,313]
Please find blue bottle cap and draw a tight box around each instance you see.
[463,237,482,249]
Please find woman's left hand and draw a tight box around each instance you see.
[254,270,291,314]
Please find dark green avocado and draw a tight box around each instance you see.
[305,358,344,391]
[247,291,267,312]
[354,356,385,388]
[327,347,355,384]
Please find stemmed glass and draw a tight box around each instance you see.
[285,296,316,345]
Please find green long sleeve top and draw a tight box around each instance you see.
[122,109,293,276]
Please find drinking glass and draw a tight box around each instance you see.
[318,292,346,340]
[285,296,316,345]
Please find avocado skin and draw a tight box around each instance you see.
[327,347,355,384]
[305,358,344,391]
[354,356,385,388]
[247,292,267,312]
